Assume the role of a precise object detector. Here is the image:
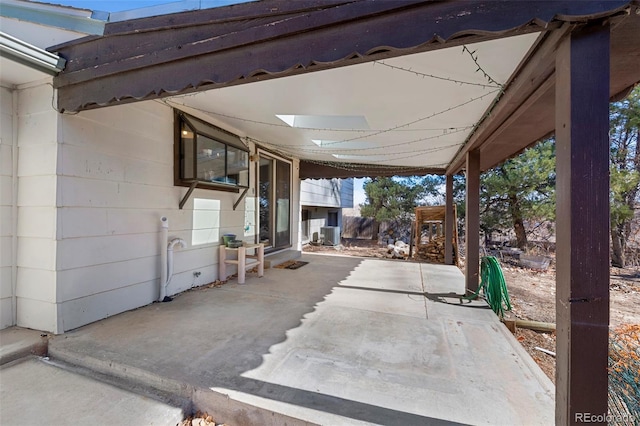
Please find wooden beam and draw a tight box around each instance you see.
[447,26,571,174]
[465,150,480,293]
[445,174,454,265]
[51,0,631,112]
[299,161,444,179]
[555,24,610,425]
[448,9,640,175]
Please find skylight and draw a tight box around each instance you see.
[275,115,370,130]
[332,154,365,160]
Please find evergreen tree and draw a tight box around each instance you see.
[610,86,640,267]
[480,139,556,249]
[360,176,443,222]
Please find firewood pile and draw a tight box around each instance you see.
[415,235,448,263]
[413,206,458,265]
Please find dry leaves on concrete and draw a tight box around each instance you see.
[178,412,226,426]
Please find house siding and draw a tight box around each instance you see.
[300,179,341,208]
[57,101,208,331]
[15,82,60,333]
[0,86,307,333]
[0,87,14,328]
[300,178,353,243]
[340,178,354,209]
[54,100,293,332]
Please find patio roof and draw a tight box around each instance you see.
[48,0,639,176]
[40,2,640,421]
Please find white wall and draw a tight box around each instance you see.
[301,208,332,244]
[300,179,341,208]
[300,178,353,209]
[15,82,60,333]
[55,101,276,332]
[0,87,15,328]
[4,93,303,333]
[300,178,352,245]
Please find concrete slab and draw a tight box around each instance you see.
[263,249,301,268]
[49,253,554,425]
[0,327,48,365]
[0,357,184,426]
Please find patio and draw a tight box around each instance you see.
[47,253,554,425]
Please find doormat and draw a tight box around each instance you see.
[286,261,309,270]
[275,260,310,269]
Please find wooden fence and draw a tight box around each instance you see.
[342,216,378,239]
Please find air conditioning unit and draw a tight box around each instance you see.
[321,226,340,246]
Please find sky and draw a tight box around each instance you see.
[34,0,371,205]
[353,178,366,206]
[36,0,242,12]
[40,0,174,11]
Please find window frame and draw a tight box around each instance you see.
[256,149,293,251]
[174,110,250,192]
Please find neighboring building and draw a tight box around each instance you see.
[300,178,353,244]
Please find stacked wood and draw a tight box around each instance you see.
[413,206,458,265]
[415,236,447,263]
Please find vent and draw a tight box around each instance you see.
[321,226,340,246]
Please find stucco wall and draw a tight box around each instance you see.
[0,87,14,328]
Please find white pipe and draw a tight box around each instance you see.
[159,217,168,301]
[166,238,187,296]
[11,89,18,325]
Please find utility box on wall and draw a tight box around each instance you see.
[321,226,340,246]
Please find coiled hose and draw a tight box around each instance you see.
[472,256,512,318]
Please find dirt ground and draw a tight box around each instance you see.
[303,239,640,384]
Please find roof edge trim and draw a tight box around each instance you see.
[0,31,66,75]
[0,1,106,35]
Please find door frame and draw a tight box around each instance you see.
[256,149,293,252]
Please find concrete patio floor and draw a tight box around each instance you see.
[46,253,554,425]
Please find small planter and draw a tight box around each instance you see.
[228,240,244,248]
[222,234,236,247]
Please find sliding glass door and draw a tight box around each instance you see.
[258,153,291,250]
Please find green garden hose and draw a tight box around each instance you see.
[472,256,512,318]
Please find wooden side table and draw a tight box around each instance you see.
[219,243,264,284]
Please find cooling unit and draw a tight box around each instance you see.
[321,226,340,246]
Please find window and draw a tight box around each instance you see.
[301,209,310,241]
[175,111,249,189]
[328,211,338,227]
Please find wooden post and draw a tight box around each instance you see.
[219,246,227,281]
[257,244,264,278]
[555,24,610,425]
[445,174,454,265]
[238,246,246,284]
[465,150,480,293]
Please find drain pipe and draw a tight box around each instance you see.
[159,217,169,302]
[164,237,187,301]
